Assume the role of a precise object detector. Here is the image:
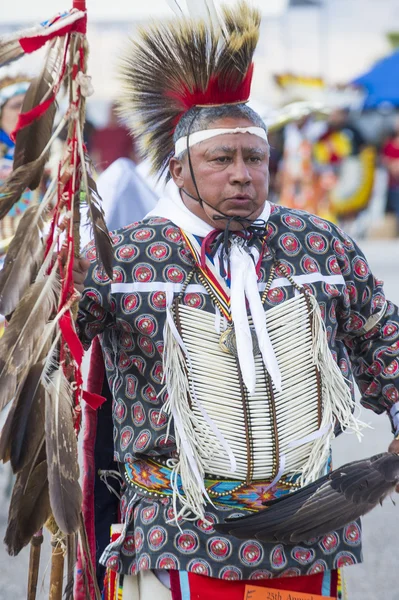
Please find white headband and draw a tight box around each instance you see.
[0,81,30,108]
[174,126,268,156]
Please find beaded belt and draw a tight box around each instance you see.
[124,458,299,512]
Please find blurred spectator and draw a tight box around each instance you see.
[91,103,138,172]
[313,108,375,226]
[0,75,34,261]
[279,115,327,216]
[382,118,399,232]
[314,108,365,164]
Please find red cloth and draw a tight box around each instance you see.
[75,337,105,600]
[382,139,399,186]
[91,125,134,171]
[170,570,338,600]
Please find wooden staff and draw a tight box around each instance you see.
[49,533,65,600]
[27,530,43,600]
[48,0,87,594]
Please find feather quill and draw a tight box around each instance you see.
[64,533,77,600]
[165,0,184,15]
[0,204,47,316]
[185,0,220,26]
[45,368,82,535]
[4,450,51,556]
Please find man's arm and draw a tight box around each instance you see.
[73,257,90,294]
[75,247,114,350]
[334,231,399,446]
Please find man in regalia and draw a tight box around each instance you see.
[74,4,399,599]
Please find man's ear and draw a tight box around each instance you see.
[169,156,185,188]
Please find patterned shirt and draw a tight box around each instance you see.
[77,204,399,580]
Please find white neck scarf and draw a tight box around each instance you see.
[146,181,282,394]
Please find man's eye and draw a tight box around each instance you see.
[249,156,262,163]
[214,156,230,163]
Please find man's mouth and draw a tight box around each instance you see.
[228,194,253,201]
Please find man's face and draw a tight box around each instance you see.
[170,116,270,230]
[0,93,25,136]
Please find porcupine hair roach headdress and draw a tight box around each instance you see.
[118,1,261,175]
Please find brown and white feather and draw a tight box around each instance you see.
[44,367,82,535]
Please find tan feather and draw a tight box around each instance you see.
[8,362,46,473]
[0,157,46,220]
[4,450,51,556]
[0,204,47,316]
[0,267,59,411]
[0,40,25,67]
[13,69,57,189]
[45,368,82,534]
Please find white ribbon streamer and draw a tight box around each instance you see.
[230,241,282,394]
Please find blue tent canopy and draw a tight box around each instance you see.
[352,50,399,109]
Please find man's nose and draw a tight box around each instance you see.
[230,157,252,185]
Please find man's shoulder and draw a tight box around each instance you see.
[82,216,185,282]
[267,203,358,256]
[269,203,339,236]
[109,216,183,247]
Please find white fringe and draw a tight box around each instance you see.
[298,293,366,486]
[161,305,216,525]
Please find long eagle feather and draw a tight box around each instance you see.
[0,361,46,472]
[4,449,51,556]
[0,265,59,411]
[0,204,47,316]
[45,367,82,535]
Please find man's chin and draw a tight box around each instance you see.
[221,204,262,222]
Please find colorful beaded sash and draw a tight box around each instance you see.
[124,459,299,512]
